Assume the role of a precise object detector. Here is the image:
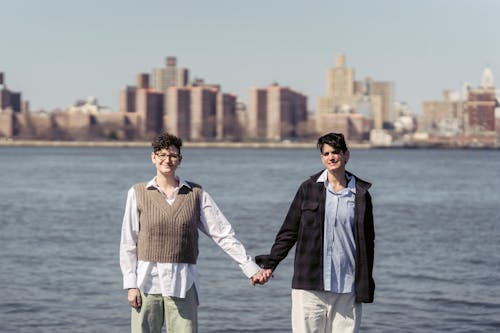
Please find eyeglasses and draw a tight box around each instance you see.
[155,153,181,161]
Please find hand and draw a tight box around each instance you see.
[250,268,273,285]
[128,288,142,308]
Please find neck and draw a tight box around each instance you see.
[327,170,347,188]
[156,172,178,189]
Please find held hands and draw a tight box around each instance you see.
[250,268,273,286]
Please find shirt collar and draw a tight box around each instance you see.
[316,169,356,194]
[146,176,192,190]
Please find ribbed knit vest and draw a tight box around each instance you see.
[133,182,202,264]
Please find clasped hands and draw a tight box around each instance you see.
[250,268,273,285]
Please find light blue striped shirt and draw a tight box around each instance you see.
[317,170,357,293]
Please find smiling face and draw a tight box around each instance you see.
[320,143,350,174]
[151,145,182,176]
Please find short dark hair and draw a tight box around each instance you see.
[151,132,183,154]
[317,132,348,153]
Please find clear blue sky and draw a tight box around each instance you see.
[1,0,499,113]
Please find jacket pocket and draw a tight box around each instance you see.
[300,201,319,227]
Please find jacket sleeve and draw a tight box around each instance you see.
[255,185,304,270]
[365,191,375,279]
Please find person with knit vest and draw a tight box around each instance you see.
[120,132,269,333]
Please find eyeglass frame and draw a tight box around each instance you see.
[154,152,182,161]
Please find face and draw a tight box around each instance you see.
[151,145,182,175]
[320,143,349,173]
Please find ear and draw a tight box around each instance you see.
[151,152,156,164]
[344,150,350,164]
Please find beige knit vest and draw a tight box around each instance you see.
[134,182,202,264]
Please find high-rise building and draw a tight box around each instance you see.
[136,88,164,137]
[165,87,191,139]
[164,56,177,89]
[420,90,464,136]
[247,83,307,141]
[0,72,23,112]
[164,85,238,141]
[317,55,393,138]
[119,73,164,138]
[464,67,497,135]
[369,81,393,128]
[247,88,268,138]
[151,56,190,92]
[136,73,149,89]
[119,86,137,113]
[189,86,217,140]
[216,93,238,140]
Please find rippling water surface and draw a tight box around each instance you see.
[0,146,499,332]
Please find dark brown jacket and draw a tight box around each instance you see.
[256,170,375,303]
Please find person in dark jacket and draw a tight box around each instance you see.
[256,132,375,333]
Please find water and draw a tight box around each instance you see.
[0,146,499,333]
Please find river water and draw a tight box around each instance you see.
[0,146,499,332]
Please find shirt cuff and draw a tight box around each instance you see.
[123,274,138,290]
[240,260,261,278]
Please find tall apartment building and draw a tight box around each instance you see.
[165,87,191,139]
[119,73,164,139]
[151,56,189,92]
[136,88,164,138]
[216,93,238,140]
[420,90,464,135]
[165,85,238,141]
[119,86,137,113]
[247,83,307,141]
[248,88,268,139]
[317,55,393,138]
[365,79,393,128]
[0,72,23,112]
[464,67,498,135]
[190,86,217,140]
[0,72,27,138]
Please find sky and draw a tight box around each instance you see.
[1,0,500,113]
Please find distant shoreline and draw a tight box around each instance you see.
[0,139,373,149]
[1,139,498,149]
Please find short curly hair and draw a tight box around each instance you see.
[151,132,183,154]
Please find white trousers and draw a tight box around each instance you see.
[291,289,362,333]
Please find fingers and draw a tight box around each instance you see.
[128,288,142,308]
[261,269,273,280]
[250,269,274,286]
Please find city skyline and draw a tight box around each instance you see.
[1,0,499,113]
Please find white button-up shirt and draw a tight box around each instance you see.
[317,170,357,293]
[119,177,260,302]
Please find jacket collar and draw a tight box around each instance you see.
[310,169,371,193]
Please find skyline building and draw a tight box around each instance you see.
[420,90,464,136]
[151,56,189,92]
[165,87,191,139]
[165,84,238,141]
[0,72,27,138]
[0,72,23,113]
[464,67,497,135]
[247,83,308,141]
[317,54,393,140]
[119,73,164,139]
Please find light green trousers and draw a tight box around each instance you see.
[131,286,198,333]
